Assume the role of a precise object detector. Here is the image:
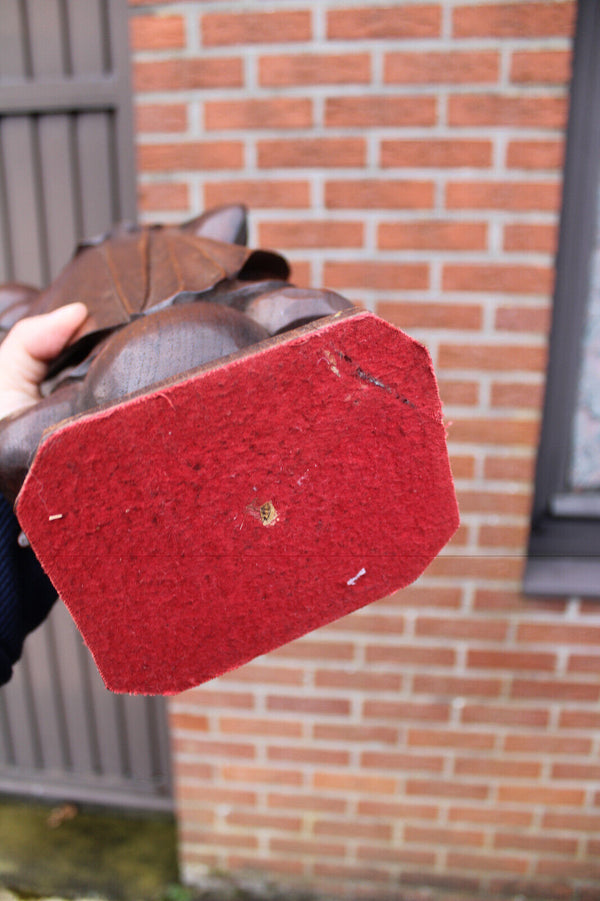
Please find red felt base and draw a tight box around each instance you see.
[17,310,458,695]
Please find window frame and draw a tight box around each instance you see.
[525,0,600,596]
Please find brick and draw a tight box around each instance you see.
[314,669,402,693]
[511,678,600,703]
[173,738,254,759]
[427,556,524,581]
[356,844,437,866]
[270,639,355,661]
[479,524,529,549]
[427,377,479,404]
[314,723,398,744]
[456,489,531,515]
[314,818,392,840]
[450,93,568,130]
[257,220,363,250]
[180,828,258,850]
[205,180,310,210]
[385,50,499,84]
[447,453,477,477]
[579,601,600,617]
[313,771,397,795]
[202,10,312,46]
[268,792,347,814]
[324,261,428,291]
[366,644,455,668]
[226,810,302,833]
[543,811,600,832]
[169,711,209,732]
[381,138,492,168]
[443,263,553,296]
[361,751,444,773]
[180,688,254,709]
[449,806,532,828]
[505,733,592,755]
[408,728,495,751]
[266,695,350,717]
[507,139,565,170]
[439,343,547,372]
[259,53,370,86]
[483,455,536,482]
[138,142,243,172]
[511,50,572,84]
[461,704,549,729]
[327,612,405,635]
[312,861,390,882]
[552,762,600,781]
[219,716,303,739]
[136,103,187,133]
[447,850,528,876]
[133,58,242,93]
[415,615,508,642]
[518,622,600,645]
[364,700,450,723]
[267,745,349,767]
[385,584,464,609]
[390,583,464,609]
[357,799,438,820]
[447,180,561,212]
[405,824,485,848]
[407,778,489,801]
[138,182,189,212]
[222,765,303,787]
[220,664,304,687]
[129,14,185,50]
[174,761,215,782]
[536,858,600,880]
[227,854,304,877]
[326,95,437,128]
[495,304,551,333]
[560,709,600,730]
[205,98,313,131]
[498,785,586,807]
[468,649,556,673]
[479,598,571,621]
[378,221,487,252]
[257,138,366,169]
[454,757,541,779]
[568,653,600,674]
[327,5,441,39]
[503,223,558,254]
[490,382,544,410]
[326,179,434,210]
[413,674,502,698]
[452,3,576,38]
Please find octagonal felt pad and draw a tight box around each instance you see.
[17,310,459,694]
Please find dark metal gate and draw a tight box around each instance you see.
[0,0,172,810]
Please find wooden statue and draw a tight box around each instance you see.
[0,206,458,694]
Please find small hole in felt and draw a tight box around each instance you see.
[259,501,278,526]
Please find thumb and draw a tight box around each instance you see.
[0,302,88,418]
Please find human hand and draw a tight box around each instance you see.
[0,303,88,419]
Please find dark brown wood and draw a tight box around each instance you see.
[0,207,352,503]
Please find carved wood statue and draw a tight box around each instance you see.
[0,205,458,694]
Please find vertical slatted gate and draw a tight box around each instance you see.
[0,0,173,811]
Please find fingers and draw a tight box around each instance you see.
[0,302,88,419]
[16,302,88,362]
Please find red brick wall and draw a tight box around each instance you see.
[129,3,600,899]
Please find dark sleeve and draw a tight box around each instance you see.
[0,494,57,685]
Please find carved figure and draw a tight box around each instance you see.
[0,205,459,695]
[0,205,350,502]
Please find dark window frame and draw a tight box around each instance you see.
[525,0,600,596]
